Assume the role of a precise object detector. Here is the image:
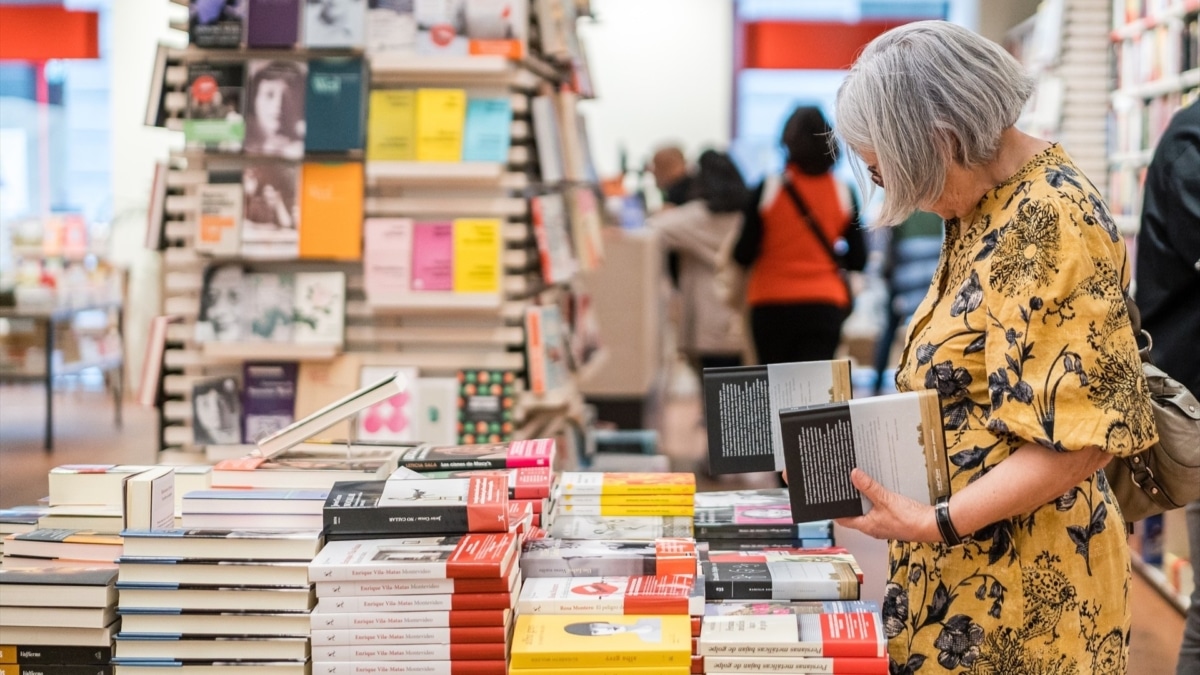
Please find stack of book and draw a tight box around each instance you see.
[36,465,176,535]
[701,548,863,603]
[0,506,49,556]
[0,567,120,655]
[307,534,520,675]
[179,488,329,531]
[111,529,323,675]
[545,472,696,541]
[694,489,833,550]
[2,530,124,570]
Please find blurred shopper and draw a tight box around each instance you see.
[1135,99,1200,675]
[871,210,943,394]
[732,106,866,364]
[647,150,749,373]
[650,145,695,207]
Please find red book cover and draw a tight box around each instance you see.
[395,439,555,471]
[444,533,520,579]
[691,616,702,637]
[691,655,703,674]
[326,477,509,535]
[517,574,701,615]
[657,538,702,578]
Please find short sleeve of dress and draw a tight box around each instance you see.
[980,196,1158,456]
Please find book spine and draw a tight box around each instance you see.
[9,667,112,675]
[311,609,510,631]
[554,504,695,517]
[519,558,655,578]
[314,663,507,675]
[323,505,476,535]
[4,647,112,666]
[316,590,513,613]
[704,578,773,601]
[312,643,507,662]
[695,525,825,539]
[697,656,888,674]
[315,576,513,596]
[395,459,508,472]
[557,495,694,506]
[310,626,508,646]
[510,651,690,669]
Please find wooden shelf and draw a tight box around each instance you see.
[1111,0,1200,41]
[366,162,528,189]
[1113,68,1200,101]
[369,55,559,89]
[364,292,505,312]
[365,196,528,218]
[200,342,341,362]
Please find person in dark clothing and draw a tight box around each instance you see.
[1135,99,1200,675]
[732,106,867,365]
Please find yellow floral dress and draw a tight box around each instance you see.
[889,145,1158,674]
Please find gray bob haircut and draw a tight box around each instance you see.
[835,20,1034,225]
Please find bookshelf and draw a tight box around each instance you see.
[1108,0,1199,615]
[144,2,604,466]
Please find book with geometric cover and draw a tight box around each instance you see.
[516,574,702,616]
[456,370,517,445]
[693,489,832,540]
[323,476,509,535]
[519,538,701,578]
[509,614,692,669]
[556,472,695,496]
[700,560,860,601]
[309,534,519,581]
[698,612,886,659]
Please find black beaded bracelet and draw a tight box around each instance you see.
[935,498,964,546]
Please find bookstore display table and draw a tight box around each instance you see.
[0,302,124,451]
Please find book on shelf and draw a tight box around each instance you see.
[462,98,513,163]
[310,607,512,631]
[0,644,113,665]
[115,609,310,637]
[517,574,702,616]
[524,305,569,395]
[413,0,469,55]
[323,476,510,535]
[703,359,852,475]
[292,271,346,345]
[309,534,519,581]
[363,218,414,301]
[557,472,697,496]
[191,376,243,447]
[780,390,951,522]
[124,466,176,532]
[356,366,421,443]
[698,612,886,659]
[196,264,245,342]
[195,183,244,256]
[295,355,363,441]
[366,90,416,161]
[391,438,555,472]
[566,185,603,270]
[3,531,122,564]
[530,94,565,183]
[144,45,170,130]
[366,0,418,57]
[299,163,364,261]
[509,614,692,669]
[0,567,118,608]
[244,272,296,342]
[245,59,307,160]
[465,0,529,58]
[456,370,517,444]
[452,219,502,293]
[309,625,507,646]
[119,529,324,561]
[306,58,367,153]
[415,89,468,162]
[241,161,300,258]
[415,377,459,446]
[531,193,577,285]
[184,63,245,153]
[113,635,309,662]
[189,0,244,49]
[211,443,406,490]
[546,516,695,541]
[144,161,168,251]
[116,559,311,588]
[241,362,299,444]
[136,315,180,409]
[412,221,455,292]
[304,0,366,49]
[47,465,159,508]
[246,0,301,48]
[700,560,860,601]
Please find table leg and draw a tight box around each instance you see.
[44,318,54,452]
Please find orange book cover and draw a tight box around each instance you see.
[299,162,363,261]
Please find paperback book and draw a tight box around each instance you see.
[461,97,513,163]
[557,472,696,496]
[363,218,414,302]
[519,538,701,579]
[308,534,519,581]
[524,305,569,395]
[780,390,951,521]
[410,467,554,500]
[47,465,158,508]
[116,559,311,588]
[693,489,832,541]
[183,63,246,153]
[304,0,366,48]
[517,574,702,616]
[244,60,307,160]
[703,600,880,617]
[698,612,886,659]
[509,614,692,669]
[456,370,516,444]
[246,0,301,47]
[323,476,509,535]
[703,360,852,474]
[244,272,295,342]
[357,366,420,443]
[190,0,244,49]
[308,625,507,646]
[0,645,113,664]
[305,58,367,153]
[195,183,244,255]
[298,163,364,261]
[241,362,298,443]
[292,272,346,344]
[313,570,517,597]
[310,608,511,631]
[191,377,242,446]
[114,635,309,662]
[366,0,417,56]
[181,488,328,516]
[366,90,416,161]
[391,439,554,472]
[119,529,323,561]
[116,610,310,637]
[547,515,693,541]
[701,560,860,601]
[240,161,300,258]
[211,445,404,490]
[0,567,118,608]
[3,530,122,564]
[531,193,576,285]
[309,643,507,662]
[698,655,887,674]
[313,584,517,613]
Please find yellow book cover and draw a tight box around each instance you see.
[452,219,501,293]
[1,663,16,675]
[299,163,363,261]
[0,647,13,664]
[415,88,467,162]
[366,90,416,161]
[555,503,695,517]
[555,494,696,507]
[558,472,698,496]
[510,614,692,669]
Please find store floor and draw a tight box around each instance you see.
[0,381,1186,671]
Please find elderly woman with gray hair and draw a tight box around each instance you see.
[831,21,1158,673]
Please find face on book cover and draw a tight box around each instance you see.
[563,618,662,642]
[201,265,242,340]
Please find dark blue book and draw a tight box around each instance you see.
[241,362,298,444]
[305,58,366,153]
[246,0,301,48]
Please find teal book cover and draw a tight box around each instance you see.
[462,98,513,163]
[305,58,366,153]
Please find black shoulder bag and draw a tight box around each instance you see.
[779,180,855,311]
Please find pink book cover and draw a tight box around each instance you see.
[507,439,555,468]
[411,222,453,291]
[364,218,413,299]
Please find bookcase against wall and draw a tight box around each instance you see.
[1107,0,1199,616]
[145,1,605,468]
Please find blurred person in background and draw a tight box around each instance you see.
[871,210,943,394]
[650,145,695,290]
[732,105,867,365]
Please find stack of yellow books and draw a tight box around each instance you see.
[544,472,696,540]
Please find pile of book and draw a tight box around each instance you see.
[0,566,120,655]
[545,472,696,540]
[0,505,49,555]
[112,528,323,675]
[694,489,833,550]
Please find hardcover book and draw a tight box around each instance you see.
[306,59,367,153]
[246,0,300,47]
[780,390,950,522]
[461,98,512,163]
[244,60,307,160]
[547,515,694,541]
[309,625,507,646]
[411,222,454,291]
[456,370,516,444]
[124,466,176,532]
[195,183,244,255]
[47,465,157,508]
[310,608,511,631]
[0,567,118,608]
[411,467,554,499]
[391,438,554,471]
[703,360,852,474]
[363,218,414,302]
[308,534,519,581]
[304,0,366,48]
[119,529,323,561]
[292,271,346,344]
[520,538,701,578]
[698,612,886,659]
[191,377,242,446]
[517,574,701,616]
[366,0,418,56]
[241,362,299,444]
[323,477,509,535]
[693,489,833,541]
[509,614,692,669]
[557,472,696,496]
[700,560,860,601]
[356,366,420,442]
[366,90,416,161]
[451,219,501,293]
[190,0,244,48]
[184,63,246,153]
[414,89,467,162]
[299,163,364,261]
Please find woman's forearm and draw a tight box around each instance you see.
[948,442,1113,536]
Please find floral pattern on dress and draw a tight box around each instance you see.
[887,145,1157,673]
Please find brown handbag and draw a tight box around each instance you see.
[1103,294,1200,522]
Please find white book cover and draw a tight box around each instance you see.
[311,608,510,631]
[547,515,694,541]
[699,612,885,658]
[530,95,564,183]
[241,161,300,258]
[414,0,469,55]
[517,574,701,615]
[415,377,458,445]
[531,193,576,284]
[196,264,248,343]
[195,183,243,256]
[366,1,418,56]
[357,366,420,442]
[766,361,845,471]
[244,272,295,342]
[293,272,346,345]
[125,466,176,531]
[305,0,367,48]
[311,627,474,646]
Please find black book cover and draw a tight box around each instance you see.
[702,366,775,475]
[779,403,863,522]
[8,646,112,666]
[701,561,774,600]
[0,567,117,586]
[322,481,470,536]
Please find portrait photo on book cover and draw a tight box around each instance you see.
[192,377,242,446]
[242,161,299,235]
[245,60,306,159]
[306,0,365,46]
[563,618,662,643]
[197,264,245,342]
